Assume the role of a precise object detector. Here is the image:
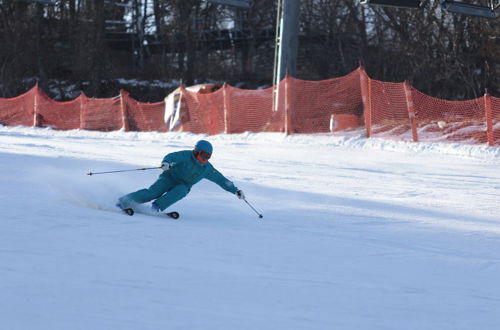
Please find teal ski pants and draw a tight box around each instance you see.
[119,175,189,211]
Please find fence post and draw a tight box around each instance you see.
[359,67,372,137]
[404,81,419,142]
[223,83,229,134]
[33,84,40,127]
[484,91,493,147]
[285,75,293,135]
[79,94,85,130]
[120,90,130,132]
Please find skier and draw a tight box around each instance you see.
[117,140,245,217]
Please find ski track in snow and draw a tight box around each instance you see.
[1,126,499,330]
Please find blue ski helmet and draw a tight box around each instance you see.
[194,140,213,154]
[194,140,213,163]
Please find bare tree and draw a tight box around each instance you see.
[0,0,497,100]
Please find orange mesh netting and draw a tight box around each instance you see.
[121,90,166,132]
[410,86,488,144]
[36,89,82,130]
[181,86,225,134]
[0,67,498,147]
[80,95,123,131]
[224,84,278,133]
[289,69,363,134]
[0,86,37,127]
[489,96,500,146]
[365,78,413,140]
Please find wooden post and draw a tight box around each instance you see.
[79,94,86,130]
[33,84,40,127]
[223,83,229,134]
[285,75,293,134]
[484,92,493,147]
[120,90,130,132]
[404,81,419,142]
[359,67,372,137]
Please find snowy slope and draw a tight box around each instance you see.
[1,126,499,330]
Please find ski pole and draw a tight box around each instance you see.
[87,166,161,176]
[243,198,263,219]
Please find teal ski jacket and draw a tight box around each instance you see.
[161,150,238,193]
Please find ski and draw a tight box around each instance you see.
[116,203,179,219]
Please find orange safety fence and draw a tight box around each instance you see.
[0,87,37,127]
[37,89,82,130]
[0,67,498,147]
[121,90,166,132]
[288,70,363,134]
[362,76,412,140]
[181,85,225,134]
[410,86,487,144]
[359,68,499,146]
[225,84,278,134]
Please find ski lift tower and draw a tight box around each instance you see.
[206,0,300,86]
[273,0,300,87]
[272,0,300,121]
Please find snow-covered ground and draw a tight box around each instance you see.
[1,126,499,330]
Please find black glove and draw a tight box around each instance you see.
[236,189,245,200]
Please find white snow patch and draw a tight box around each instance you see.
[1,125,499,330]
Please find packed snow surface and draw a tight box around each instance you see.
[1,126,499,330]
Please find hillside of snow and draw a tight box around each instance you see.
[1,126,499,330]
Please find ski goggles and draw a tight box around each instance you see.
[194,150,211,163]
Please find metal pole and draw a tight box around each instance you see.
[87,167,161,176]
[274,0,300,85]
[273,0,283,88]
[243,198,263,218]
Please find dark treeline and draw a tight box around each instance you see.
[0,0,498,102]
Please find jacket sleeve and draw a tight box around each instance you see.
[205,166,238,194]
[161,151,187,166]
